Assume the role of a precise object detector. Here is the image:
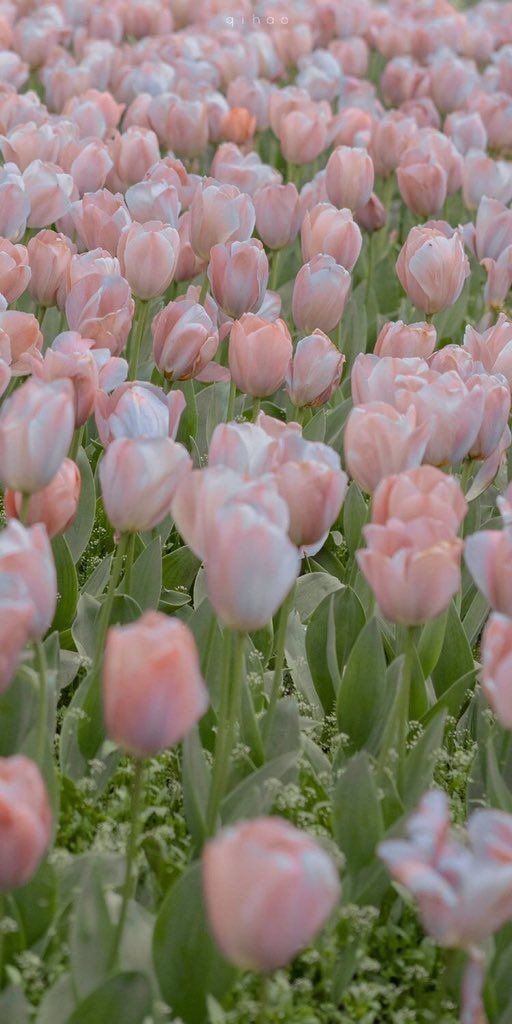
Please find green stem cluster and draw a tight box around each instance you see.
[206,630,245,836]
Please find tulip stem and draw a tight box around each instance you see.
[123,533,136,594]
[226,380,237,421]
[19,493,30,525]
[109,758,145,970]
[206,630,245,836]
[92,533,130,677]
[198,273,209,305]
[365,233,374,303]
[257,974,271,1024]
[34,640,49,768]
[263,584,295,744]
[129,299,149,381]
[251,397,261,422]
[270,248,281,291]
[68,426,84,463]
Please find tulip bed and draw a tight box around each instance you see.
[3,0,512,1022]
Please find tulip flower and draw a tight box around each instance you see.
[465,529,512,617]
[208,420,281,477]
[396,225,470,315]
[374,320,437,359]
[229,314,292,398]
[286,330,344,408]
[152,298,219,381]
[344,402,431,495]
[397,160,447,218]
[0,237,31,303]
[0,575,33,694]
[351,353,429,407]
[372,466,467,534]
[96,382,186,446]
[395,370,485,467]
[273,433,348,548]
[253,182,302,250]
[0,521,57,640]
[0,755,52,891]
[189,182,255,262]
[464,315,512,388]
[208,239,269,319]
[71,189,132,256]
[5,459,81,538]
[27,229,75,307]
[325,145,374,212]
[301,203,362,272]
[481,613,512,729]
[0,377,74,494]
[65,272,135,356]
[100,436,191,534]
[117,220,180,300]
[292,255,351,334]
[23,159,74,228]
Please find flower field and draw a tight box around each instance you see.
[2,0,512,1021]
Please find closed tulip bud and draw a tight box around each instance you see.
[229,314,292,398]
[109,126,160,189]
[100,437,191,534]
[468,374,511,460]
[0,755,51,891]
[189,183,255,262]
[396,225,469,315]
[0,521,57,640]
[0,378,74,494]
[5,459,81,538]
[125,179,181,228]
[0,575,33,694]
[351,353,429,407]
[0,310,42,372]
[370,113,418,177]
[0,238,30,303]
[65,273,135,356]
[253,182,301,250]
[208,420,281,478]
[286,330,344,408]
[358,517,463,625]
[372,466,467,534]
[344,402,430,494]
[464,315,512,387]
[445,111,487,156]
[482,249,512,311]
[152,298,219,381]
[71,189,132,257]
[397,161,447,218]
[374,320,437,359]
[292,255,351,334]
[208,240,268,319]
[23,160,74,228]
[117,221,180,300]
[301,203,362,272]
[67,139,114,196]
[279,109,329,166]
[462,152,512,211]
[354,193,387,233]
[481,613,512,729]
[221,107,257,145]
[465,530,512,616]
[273,433,348,547]
[395,371,485,467]
[203,817,340,971]
[172,467,243,560]
[27,229,74,307]
[472,197,512,263]
[103,611,208,757]
[204,501,300,631]
[325,145,374,212]
[96,382,185,446]
[0,163,30,242]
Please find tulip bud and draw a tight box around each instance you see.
[372,466,467,534]
[273,433,348,548]
[286,330,344,408]
[152,298,219,381]
[292,255,351,334]
[396,225,469,315]
[117,221,180,300]
[465,529,512,617]
[5,459,81,538]
[65,272,135,356]
[103,611,209,757]
[0,237,31,302]
[0,755,52,891]
[203,817,340,971]
[208,240,268,319]
[481,613,512,729]
[354,193,387,233]
[0,378,74,494]
[71,189,132,256]
[325,145,374,212]
[0,575,33,694]
[253,182,301,250]
[374,320,437,359]
[100,437,191,534]
[344,402,430,494]
[23,159,74,228]
[301,203,362,272]
[189,183,255,262]
[0,521,57,640]
[27,229,74,307]
[96,382,186,446]
[229,314,292,398]
[397,161,448,218]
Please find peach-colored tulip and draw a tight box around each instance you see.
[358,516,462,625]
[208,240,268,319]
[27,229,74,307]
[279,108,329,166]
[66,138,114,196]
[400,130,462,196]
[229,314,292,398]
[462,152,512,211]
[149,96,209,159]
[208,420,282,478]
[210,143,280,196]
[100,437,191,534]
[71,189,132,257]
[395,370,485,467]
[467,374,511,461]
[171,467,243,560]
[103,611,208,757]
[397,161,447,218]
[465,529,512,616]
[482,249,512,310]
[65,272,135,356]
[189,182,255,262]
[108,126,160,190]
[372,466,467,534]
[23,160,74,228]
[152,298,219,381]
[396,225,469,315]
[273,433,348,547]
[325,145,374,212]
[0,755,51,891]
[0,521,57,640]
[374,320,437,359]
[351,353,429,407]
[445,111,487,156]
[204,499,300,631]
[125,179,181,228]
[344,402,430,494]
[428,344,479,380]
[0,238,30,303]
[221,106,257,145]
[355,193,387,233]
[5,459,81,538]
[117,221,180,300]
[370,112,418,177]
[292,255,351,334]
[253,182,301,250]
[481,614,512,730]
[96,382,185,446]
[0,162,30,242]
[0,378,74,493]
[59,248,121,310]
[301,203,362,272]
[464,315,512,388]
[203,817,340,971]
[286,330,344,408]
[27,332,100,427]
[0,310,42,372]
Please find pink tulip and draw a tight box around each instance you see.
[471,197,512,263]
[23,160,74,228]
[96,382,185,446]
[27,332,101,427]
[400,129,462,195]
[396,225,469,315]
[210,143,280,197]
[279,108,329,166]
[0,163,30,241]
[344,402,430,494]
[0,238,30,303]
[71,189,132,257]
[149,96,209,159]
[397,161,447,218]
[253,182,301,250]
[0,521,57,640]
[203,817,340,971]
[301,203,362,272]
[108,126,160,190]
[372,466,467,534]
[152,298,219,381]
[286,330,344,408]
[467,374,511,461]
[65,138,113,197]
[100,437,191,534]
[189,182,255,262]
[358,516,462,625]
[273,433,348,547]
[445,111,487,156]
[0,755,51,891]
[172,467,244,560]
[0,575,33,694]
[462,152,512,210]
[117,221,180,301]
[481,614,512,730]
[65,272,135,356]
[208,420,282,478]
[59,248,121,310]
[354,193,387,233]
[482,249,512,310]
[325,145,374,212]
[0,310,42,372]
[374,320,437,359]
[103,611,208,758]
[5,459,81,538]
[208,240,268,319]
[351,353,429,407]
[125,179,181,228]
[464,315,512,388]
[292,255,351,334]
[229,314,292,398]
[428,344,479,380]
[370,113,418,177]
[395,371,485,467]
[465,529,512,617]
[27,229,74,307]
[0,378,74,493]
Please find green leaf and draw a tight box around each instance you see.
[70,863,114,998]
[51,535,78,631]
[0,671,37,755]
[182,727,211,849]
[432,602,474,698]
[162,546,201,590]
[0,986,29,1024]
[222,750,298,823]
[37,976,76,1024]
[343,483,368,556]
[417,612,447,679]
[72,593,100,660]
[306,587,366,713]
[303,408,326,442]
[332,752,384,873]
[12,862,57,948]
[67,972,152,1024]
[83,554,112,597]
[294,572,342,622]
[336,618,387,751]
[421,668,476,727]
[127,536,162,611]
[486,736,512,812]
[65,447,96,563]
[153,863,235,1024]
[402,710,447,810]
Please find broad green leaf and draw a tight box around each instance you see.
[0,671,37,756]
[0,986,29,1024]
[222,750,298,823]
[417,612,447,679]
[52,535,78,631]
[332,752,384,873]
[294,572,342,622]
[70,863,114,998]
[336,617,387,750]
[67,972,152,1024]
[162,546,201,590]
[13,862,57,948]
[182,727,211,849]
[128,536,162,611]
[432,602,474,697]
[306,587,365,713]
[402,710,447,809]
[343,482,369,557]
[486,737,512,812]
[65,447,96,563]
